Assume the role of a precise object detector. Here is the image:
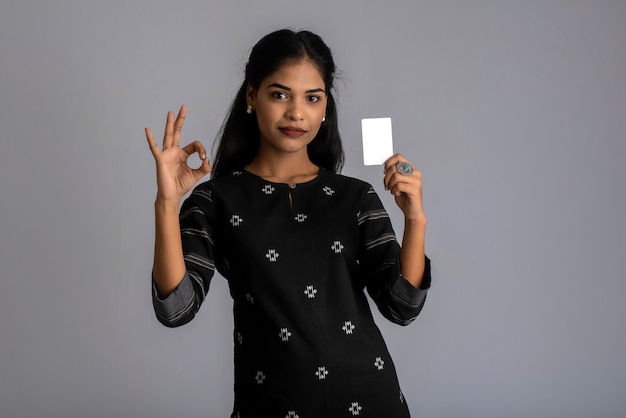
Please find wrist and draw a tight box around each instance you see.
[154,196,181,212]
[404,213,427,227]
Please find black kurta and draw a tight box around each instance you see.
[153,168,431,417]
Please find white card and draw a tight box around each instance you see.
[361,117,393,165]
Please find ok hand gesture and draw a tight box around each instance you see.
[145,105,212,202]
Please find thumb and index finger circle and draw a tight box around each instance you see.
[182,141,212,172]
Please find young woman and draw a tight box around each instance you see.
[146,29,431,417]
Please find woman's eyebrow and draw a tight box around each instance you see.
[267,83,326,94]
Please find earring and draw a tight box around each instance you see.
[246,105,253,114]
[322,115,326,122]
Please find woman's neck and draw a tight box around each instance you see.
[245,153,319,185]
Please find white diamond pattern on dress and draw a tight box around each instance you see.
[266,249,279,262]
[342,321,356,335]
[255,371,266,384]
[331,241,344,254]
[230,214,243,226]
[315,366,329,380]
[349,402,362,416]
[304,285,318,299]
[279,328,292,342]
[322,186,335,196]
[262,184,275,195]
[294,213,308,223]
[374,357,385,370]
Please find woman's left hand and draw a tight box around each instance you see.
[383,153,426,223]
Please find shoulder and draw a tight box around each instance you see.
[323,171,376,196]
[194,170,248,192]
[323,170,371,189]
[185,170,248,206]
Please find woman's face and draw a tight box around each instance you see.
[247,59,327,157]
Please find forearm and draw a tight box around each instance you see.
[399,216,427,288]
[152,198,186,298]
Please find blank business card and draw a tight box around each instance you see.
[361,117,393,165]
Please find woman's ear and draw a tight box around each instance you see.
[246,83,256,108]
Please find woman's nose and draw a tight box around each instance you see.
[285,100,304,121]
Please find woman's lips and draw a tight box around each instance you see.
[279,127,306,138]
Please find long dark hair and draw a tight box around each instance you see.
[211,29,344,178]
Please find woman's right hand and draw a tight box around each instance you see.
[145,105,212,202]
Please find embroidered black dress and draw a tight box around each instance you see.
[152,169,431,418]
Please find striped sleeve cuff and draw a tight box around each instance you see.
[152,272,197,328]
[390,274,428,306]
[387,255,431,325]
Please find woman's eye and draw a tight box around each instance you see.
[272,91,288,99]
[307,95,321,103]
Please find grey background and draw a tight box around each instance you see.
[1,0,625,417]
